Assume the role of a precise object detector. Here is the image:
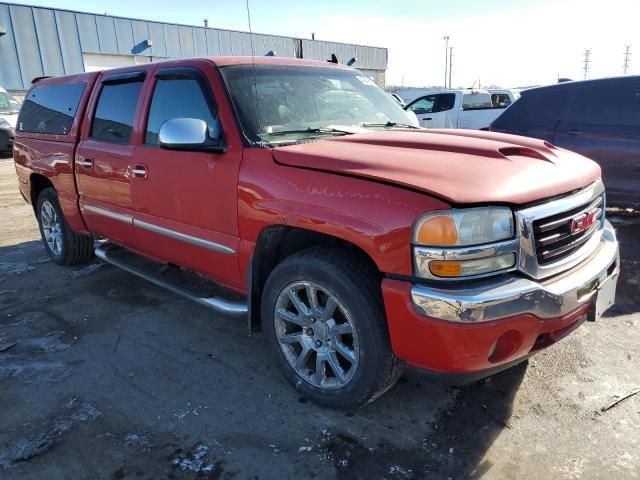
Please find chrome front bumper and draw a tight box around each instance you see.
[411,221,619,323]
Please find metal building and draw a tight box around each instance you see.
[0,2,388,97]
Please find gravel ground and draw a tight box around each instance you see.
[0,156,639,479]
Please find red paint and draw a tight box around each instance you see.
[382,279,591,372]
[13,56,603,375]
[273,129,601,206]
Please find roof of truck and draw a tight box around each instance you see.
[210,56,351,68]
[28,56,352,88]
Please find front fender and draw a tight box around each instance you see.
[237,149,450,278]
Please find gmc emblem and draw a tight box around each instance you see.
[571,210,598,235]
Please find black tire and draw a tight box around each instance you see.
[36,188,94,266]
[261,247,401,409]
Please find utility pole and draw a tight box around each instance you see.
[448,46,453,89]
[583,48,591,79]
[623,45,631,74]
[443,36,450,89]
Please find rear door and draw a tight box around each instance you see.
[554,78,640,206]
[75,71,146,245]
[130,64,242,287]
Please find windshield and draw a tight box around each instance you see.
[0,92,21,114]
[220,65,419,144]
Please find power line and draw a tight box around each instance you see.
[623,45,631,75]
[583,48,591,80]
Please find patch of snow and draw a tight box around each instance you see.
[67,263,104,279]
[172,444,215,473]
[389,465,413,477]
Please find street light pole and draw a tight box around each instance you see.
[448,46,453,89]
[443,35,450,88]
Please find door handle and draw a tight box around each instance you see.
[424,117,433,121]
[568,129,583,136]
[77,157,93,169]
[132,164,148,179]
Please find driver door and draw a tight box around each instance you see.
[405,95,436,128]
[131,64,242,286]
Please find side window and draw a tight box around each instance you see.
[91,81,143,144]
[145,77,219,145]
[462,93,493,110]
[18,83,85,135]
[492,88,569,131]
[491,93,512,108]
[407,96,435,115]
[566,80,640,127]
[434,93,456,112]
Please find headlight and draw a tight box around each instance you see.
[413,207,516,280]
[0,118,10,128]
[413,207,514,246]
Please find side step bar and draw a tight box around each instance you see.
[95,243,248,318]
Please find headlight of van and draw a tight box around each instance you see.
[0,118,11,129]
[412,207,517,280]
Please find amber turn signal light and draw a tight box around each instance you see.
[429,260,462,277]
[416,215,458,246]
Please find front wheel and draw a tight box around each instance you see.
[261,247,401,409]
[36,188,94,266]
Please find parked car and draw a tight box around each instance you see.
[388,92,406,107]
[13,57,619,408]
[403,88,513,129]
[490,76,640,208]
[0,86,20,155]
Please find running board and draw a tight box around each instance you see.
[95,243,248,318]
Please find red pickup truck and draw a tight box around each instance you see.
[13,56,620,408]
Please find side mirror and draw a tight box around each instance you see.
[158,118,225,152]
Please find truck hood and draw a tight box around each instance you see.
[271,129,601,205]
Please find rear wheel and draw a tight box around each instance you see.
[261,247,401,409]
[36,188,94,266]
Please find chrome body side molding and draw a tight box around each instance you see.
[135,219,235,255]
[82,204,235,254]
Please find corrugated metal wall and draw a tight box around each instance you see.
[0,2,388,91]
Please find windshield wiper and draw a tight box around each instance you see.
[265,127,353,137]
[360,121,419,129]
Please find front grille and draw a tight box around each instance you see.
[532,196,603,265]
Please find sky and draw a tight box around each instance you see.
[16,0,640,88]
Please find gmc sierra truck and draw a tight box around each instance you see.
[13,57,620,409]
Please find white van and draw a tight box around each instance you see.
[0,86,20,154]
[401,88,516,130]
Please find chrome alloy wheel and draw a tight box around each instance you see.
[274,281,359,390]
[40,200,63,257]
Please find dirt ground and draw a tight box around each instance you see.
[1,155,639,480]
